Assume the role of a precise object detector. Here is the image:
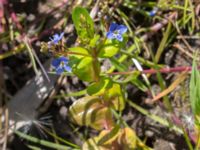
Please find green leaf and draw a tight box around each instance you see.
[69,47,90,58]
[90,34,100,48]
[109,57,127,72]
[98,39,121,58]
[87,77,113,95]
[69,96,113,130]
[69,84,125,130]
[97,125,120,145]
[73,57,96,82]
[122,73,148,91]
[68,47,90,66]
[15,130,76,150]
[82,136,100,150]
[98,44,119,58]
[103,83,125,111]
[110,57,147,91]
[82,127,140,150]
[72,7,94,41]
[68,47,100,82]
[118,127,137,150]
[82,126,120,150]
[190,59,200,116]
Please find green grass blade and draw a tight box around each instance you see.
[15,130,80,150]
[127,99,183,134]
[189,58,200,116]
[24,39,39,76]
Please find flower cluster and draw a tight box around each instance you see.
[50,22,127,74]
[48,32,71,74]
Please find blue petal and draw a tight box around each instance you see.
[53,39,59,44]
[64,65,72,72]
[50,32,64,44]
[106,32,115,39]
[149,10,156,17]
[59,32,64,39]
[56,67,64,74]
[109,23,118,32]
[59,57,68,63]
[53,34,59,39]
[117,25,127,34]
[116,34,123,41]
[52,59,60,68]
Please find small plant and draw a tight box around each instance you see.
[41,6,151,150]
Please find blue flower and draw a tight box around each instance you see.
[148,8,158,17]
[106,23,127,41]
[52,56,71,74]
[50,32,64,44]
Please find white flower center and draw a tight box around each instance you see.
[60,61,65,68]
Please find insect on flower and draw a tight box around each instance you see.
[49,32,64,44]
[52,56,71,74]
[106,23,127,41]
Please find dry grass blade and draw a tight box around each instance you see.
[146,72,188,103]
[173,43,193,59]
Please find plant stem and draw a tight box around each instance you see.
[108,66,197,76]
[182,128,194,150]
[91,49,100,82]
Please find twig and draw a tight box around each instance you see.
[173,22,194,53]
[145,71,188,103]
[173,43,193,59]
[24,37,50,82]
[2,108,8,150]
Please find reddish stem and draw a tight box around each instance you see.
[108,66,197,75]
[142,66,192,74]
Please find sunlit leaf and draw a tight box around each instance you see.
[68,47,97,82]
[118,127,137,150]
[82,126,120,150]
[97,125,120,145]
[82,136,101,150]
[87,77,113,95]
[90,34,100,48]
[82,127,141,150]
[73,57,99,82]
[103,83,125,111]
[98,39,120,58]
[109,57,127,72]
[190,59,200,116]
[69,96,113,130]
[72,7,94,42]
[69,47,90,58]
[98,44,119,58]
[69,83,125,130]
[68,47,90,66]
